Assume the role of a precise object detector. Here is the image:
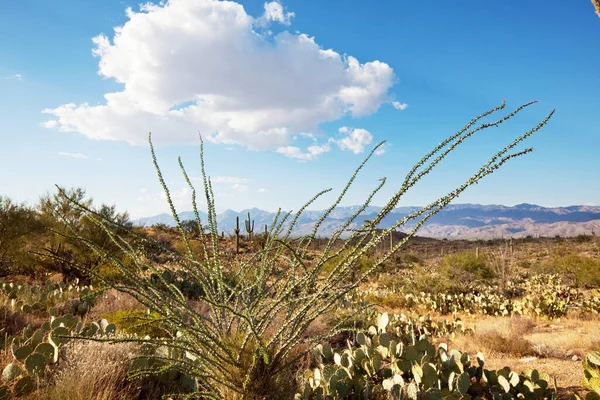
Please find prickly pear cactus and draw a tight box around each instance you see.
[0,313,116,398]
[583,351,600,397]
[295,312,556,400]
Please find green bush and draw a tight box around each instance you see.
[545,253,600,288]
[103,310,172,338]
[0,196,45,277]
[441,251,495,284]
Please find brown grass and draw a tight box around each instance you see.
[450,314,600,390]
[31,341,140,400]
[453,315,537,358]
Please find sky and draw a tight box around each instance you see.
[1,0,599,219]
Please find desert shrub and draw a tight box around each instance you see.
[103,310,172,338]
[95,262,126,285]
[35,187,133,283]
[544,253,600,288]
[574,234,594,243]
[378,251,422,274]
[60,100,553,398]
[411,267,462,294]
[320,250,374,279]
[475,330,535,357]
[363,292,407,310]
[0,196,45,277]
[441,251,495,284]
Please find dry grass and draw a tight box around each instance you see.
[87,289,144,320]
[452,315,536,358]
[450,314,600,390]
[31,341,140,400]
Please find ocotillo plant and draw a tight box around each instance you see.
[245,212,254,241]
[59,99,553,399]
[234,215,240,254]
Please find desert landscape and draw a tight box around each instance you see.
[1,0,600,399]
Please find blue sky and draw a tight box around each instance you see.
[1,0,599,218]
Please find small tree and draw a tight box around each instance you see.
[36,187,132,282]
[0,196,44,276]
[63,100,553,398]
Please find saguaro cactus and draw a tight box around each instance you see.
[245,212,254,241]
[234,216,240,254]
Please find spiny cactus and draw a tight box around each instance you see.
[364,273,596,319]
[245,212,254,241]
[296,312,555,399]
[0,313,117,398]
[234,215,240,254]
[582,351,600,397]
[1,280,96,319]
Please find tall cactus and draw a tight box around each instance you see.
[234,216,240,254]
[245,212,254,241]
[263,224,269,249]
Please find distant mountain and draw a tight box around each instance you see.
[132,204,600,239]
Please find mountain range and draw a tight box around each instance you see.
[132,203,600,239]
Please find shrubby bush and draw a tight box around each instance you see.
[0,196,45,276]
[441,251,495,284]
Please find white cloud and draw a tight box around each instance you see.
[334,127,373,154]
[231,183,249,192]
[307,143,331,156]
[260,1,294,26]
[41,0,396,151]
[276,142,331,161]
[276,146,313,161]
[392,101,408,110]
[257,187,267,193]
[41,120,58,128]
[57,152,88,159]
[2,74,22,80]
[161,187,192,210]
[375,147,385,156]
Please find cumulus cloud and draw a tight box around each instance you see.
[276,142,331,161]
[260,1,294,26]
[334,127,373,154]
[41,120,58,128]
[57,152,88,159]
[2,74,22,80]
[392,101,408,110]
[257,187,267,193]
[41,0,396,152]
